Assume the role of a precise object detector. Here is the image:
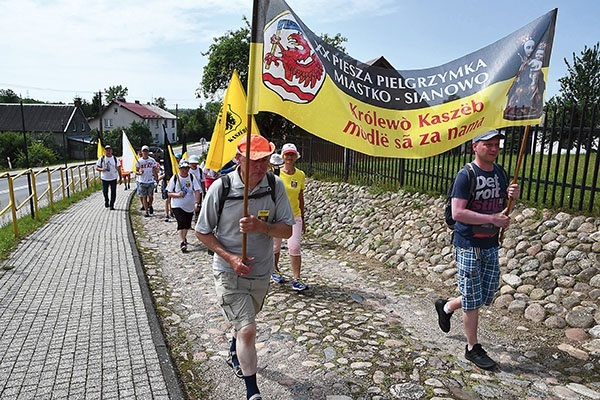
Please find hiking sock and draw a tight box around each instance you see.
[244,374,260,399]
[443,303,452,314]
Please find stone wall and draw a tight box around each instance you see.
[304,179,600,355]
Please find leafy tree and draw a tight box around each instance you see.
[78,93,103,118]
[153,97,167,110]
[0,89,20,103]
[104,85,128,103]
[0,131,26,168]
[557,42,600,105]
[15,142,58,167]
[197,17,251,99]
[545,42,600,151]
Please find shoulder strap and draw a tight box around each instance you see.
[465,162,477,206]
[217,174,232,219]
[216,172,277,221]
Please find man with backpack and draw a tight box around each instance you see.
[195,135,294,400]
[435,129,520,371]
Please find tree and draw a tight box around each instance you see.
[152,97,167,110]
[0,89,20,103]
[556,42,600,105]
[545,42,600,151]
[104,85,128,103]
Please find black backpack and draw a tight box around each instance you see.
[217,171,277,220]
[444,163,477,230]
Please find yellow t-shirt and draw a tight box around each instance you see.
[279,168,305,217]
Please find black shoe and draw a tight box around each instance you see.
[148,206,154,215]
[180,242,187,253]
[140,206,145,211]
[105,203,109,208]
[144,213,150,217]
[110,207,115,210]
[435,299,452,333]
[226,350,244,378]
[465,344,497,370]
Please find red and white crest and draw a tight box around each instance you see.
[262,14,325,104]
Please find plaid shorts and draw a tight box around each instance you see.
[455,246,500,311]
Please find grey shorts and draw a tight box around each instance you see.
[139,182,154,197]
[214,272,269,331]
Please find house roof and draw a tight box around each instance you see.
[113,100,163,119]
[142,103,177,119]
[0,103,83,132]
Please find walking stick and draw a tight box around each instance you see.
[499,124,530,242]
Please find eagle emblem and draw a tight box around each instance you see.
[262,16,325,103]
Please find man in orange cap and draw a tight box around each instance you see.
[195,135,294,400]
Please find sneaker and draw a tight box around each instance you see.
[164,216,169,222]
[248,394,262,400]
[148,206,154,215]
[292,278,308,291]
[226,350,244,378]
[144,213,150,217]
[180,242,187,253]
[435,299,452,333]
[465,344,497,370]
[271,270,284,283]
[140,206,145,211]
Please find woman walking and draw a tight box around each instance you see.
[272,143,308,291]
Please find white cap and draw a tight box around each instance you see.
[281,143,300,159]
[188,155,199,164]
[141,145,150,151]
[269,153,284,166]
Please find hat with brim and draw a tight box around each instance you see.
[104,145,111,149]
[270,153,284,166]
[237,136,275,160]
[281,143,301,159]
[141,145,150,151]
[473,130,505,143]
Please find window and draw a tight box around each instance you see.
[81,123,86,132]
[114,107,118,113]
[72,123,77,132]
[172,119,175,128]
[155,120,159,128]
[104,119,113,128]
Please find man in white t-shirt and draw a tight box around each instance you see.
[135,145,159,217]
[96,145,121,210]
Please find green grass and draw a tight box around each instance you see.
[0,181,101,263]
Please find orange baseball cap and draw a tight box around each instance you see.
[237,135,275,160]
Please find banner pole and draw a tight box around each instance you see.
[242,115,252,262]
[500,124,530,242]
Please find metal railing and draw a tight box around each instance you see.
[283,102,600,215]
[0,163,100,236]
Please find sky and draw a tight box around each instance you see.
[0,0,598,110]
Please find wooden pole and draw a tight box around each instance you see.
[241,114,252,262]
[500,125,530,241]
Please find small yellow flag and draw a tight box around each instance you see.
[204,70,261,171]
[97,138,105,159]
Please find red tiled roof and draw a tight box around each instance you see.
[115,101,162,118]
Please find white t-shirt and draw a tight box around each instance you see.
[167,173,202,213]
[96,155,120,181]
[135,157,157,184]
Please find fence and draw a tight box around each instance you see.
[0,163,100,236]
[284,102,600,215]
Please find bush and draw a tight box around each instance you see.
[15,142,58,167]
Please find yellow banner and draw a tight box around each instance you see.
[248,0,557,158]
[205,70,262,171]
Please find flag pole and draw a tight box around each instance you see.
[500,124,531,242]
[242,0,261,262]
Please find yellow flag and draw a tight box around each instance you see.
[204,70,261,171]
[97,138,105,159]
